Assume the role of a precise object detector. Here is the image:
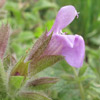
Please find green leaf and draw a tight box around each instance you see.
[26,77,58,90]
[17,31,34,43]
[29,55,63,76]
[78,64,88,76]
[76,75,92,83]
[34,0,57,11]
[88,48,100,78]
[61,74,74,81]
[0,61,7,97]
[3,54,16,71]
[10,56,30,76]
[5,1,23,25]
[26,30,52,62]
[20,91,52,100]
[9,76,24,90]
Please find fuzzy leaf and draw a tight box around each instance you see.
[28,55,63,76]
[10,56,30,76]
[61,74,75,81]
[0,24,10,59]
[0,60,7,97]
[26,77,58,90]
[78,64,87,76]
[9,76,24,90]
[3,54,17,71]
[25,30,52,62]
[20,91,52,100]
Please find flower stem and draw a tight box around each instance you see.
[79,82,85,100]
[72,67,85,100]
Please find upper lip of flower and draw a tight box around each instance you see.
[47,5,79,36]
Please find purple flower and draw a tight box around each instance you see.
[43,5,85,68]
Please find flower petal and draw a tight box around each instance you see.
[42,35,63,56]
[61,35,85,68]
[48,5,78,35]
[43,34,85,68]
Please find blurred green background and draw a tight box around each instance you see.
[1,0,100,100]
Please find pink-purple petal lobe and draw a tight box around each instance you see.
[48,5,78,35]
[43,34,85,68]
[61,35,85,68]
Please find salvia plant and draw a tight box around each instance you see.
[0,4,85,100]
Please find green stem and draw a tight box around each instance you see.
[72,67,85,100]
[79,82,85,100]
